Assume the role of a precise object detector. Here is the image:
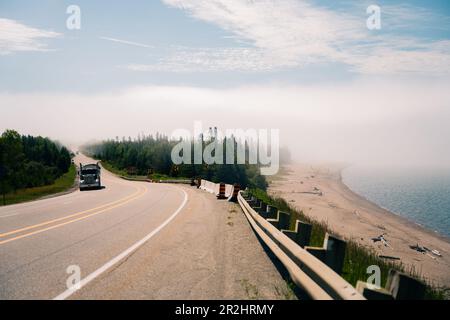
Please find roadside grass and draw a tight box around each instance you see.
[100,161,147,180]
[249,188,447,300]
[100,161,190,181]
[151,173,191,181]
[1,165,77,206]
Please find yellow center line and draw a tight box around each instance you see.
[0,184,145,240]
[0,186,147,246]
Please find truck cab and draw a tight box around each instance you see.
[79,162,102,191]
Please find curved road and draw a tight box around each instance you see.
[0,154,293,300]
[0,154,188,299]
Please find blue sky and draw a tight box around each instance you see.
[1,0,449,92]
[1,0,450,166]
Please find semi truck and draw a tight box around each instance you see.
[79,162,102,191]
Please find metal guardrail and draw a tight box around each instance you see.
[113,174,426,300]
[237,191,365,300]
[195,179,361,299]
[195,180,426,300]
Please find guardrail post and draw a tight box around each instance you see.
[251,198,262,210]
[324,234,346,275]
[242,190,251,200]
[258,202,268,215]
[356,282,394,300]
[282,220,312,248]
[267,211,290,230]
[386,269,426,300]
[356,269,425,300]
[279,212,290,230]
[305,233,346,274]
[305,246,327,263]
[263,205,278,220]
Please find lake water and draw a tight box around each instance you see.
[342,166,450,238]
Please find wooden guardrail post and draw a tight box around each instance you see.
[267,211,290,230]
[250,198,262,210]
[305,245,327,263]
[386,269,426,300]
[324,234,346,275]
[282,220,312,248]
[263,205,278,219]
[258,202,268,215]
[355,282,394,300]
[246,196,256,206]
[356,269,425,300]
[305,233,346,275]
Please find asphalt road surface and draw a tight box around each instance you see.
[0,154,293,300]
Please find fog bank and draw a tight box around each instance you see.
[1,78,450,168]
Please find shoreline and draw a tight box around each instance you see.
[268,163,450,287]
[338,167,450,244]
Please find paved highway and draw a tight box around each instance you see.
[0,154,188,299]
[0,154,292,300]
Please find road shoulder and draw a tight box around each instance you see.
[72,185,295,300]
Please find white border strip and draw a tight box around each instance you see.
[53,187,188,300]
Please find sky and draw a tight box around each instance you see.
[1,0,450,167]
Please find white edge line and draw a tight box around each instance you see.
[53,187,188,300]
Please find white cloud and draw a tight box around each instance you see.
[0,18,61,55]
[148,0,450,75]
[127,47,294,72]
[348,40,450,75]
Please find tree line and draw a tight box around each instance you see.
[0,130,72,203]
[82,133,268,190]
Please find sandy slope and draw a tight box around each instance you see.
[268,164,450,288]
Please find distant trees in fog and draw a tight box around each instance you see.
[82,134,267,190]
[0,130,72,203]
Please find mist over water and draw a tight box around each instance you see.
[1,80,450,169]
[342,165,450,238]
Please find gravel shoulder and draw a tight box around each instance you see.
[72,185,295,300]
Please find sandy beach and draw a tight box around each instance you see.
[268,164,450,288]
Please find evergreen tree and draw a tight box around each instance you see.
[0,130,73,204]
